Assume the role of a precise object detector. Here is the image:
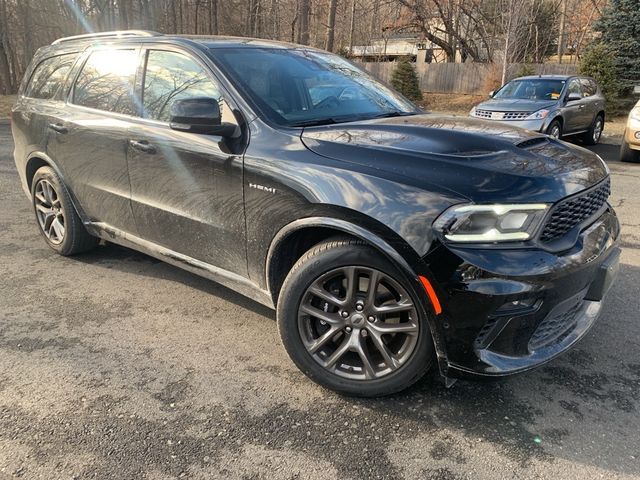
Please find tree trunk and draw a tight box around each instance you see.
[210,0,218,34]
[325,0,338,51]
[297,0,310,45]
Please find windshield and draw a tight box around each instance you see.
[210,47,418,126]
[494,79,566,101]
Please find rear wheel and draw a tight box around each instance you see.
[620,137,640,163]
[546,119,562,139]
[277,238,434,396]
[583,114,604,145]
[31,166,97,255]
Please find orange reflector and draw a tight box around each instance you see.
[419,275,442,315]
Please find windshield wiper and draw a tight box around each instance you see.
[289,111,415,128]
[368,111,416,119]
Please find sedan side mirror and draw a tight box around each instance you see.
[169,97,236,136]
[488,90,495,98]
[566,92,582,103]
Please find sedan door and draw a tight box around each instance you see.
[126,47,247,275]
[47,47,140,234]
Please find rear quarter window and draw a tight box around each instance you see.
[25,53,78,100]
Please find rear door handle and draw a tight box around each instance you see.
[129,139,156,154]
[48,123,68,134]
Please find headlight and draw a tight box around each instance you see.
[630,107,640,121]
[526,109,550,120]
[469,106,476,117]
[433,204,549,243]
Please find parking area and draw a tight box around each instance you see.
[0,122,639,479]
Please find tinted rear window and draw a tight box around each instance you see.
[25,53,78,100]
[72,49,138,115]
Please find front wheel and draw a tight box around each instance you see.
[277,238,434,396]
[620,137,640,163]
[546,119,562,140]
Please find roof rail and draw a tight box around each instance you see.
[52,30,161,45]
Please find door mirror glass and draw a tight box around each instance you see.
[169,97,235,136]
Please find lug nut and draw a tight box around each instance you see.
[341,311,349,318]
[367,316,375,322]
[361,329,368,337]
[355,303,364,311]
[345,326,352,333]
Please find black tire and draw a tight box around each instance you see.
[582,114,604,146]
[31,166,98,255]
[277,238,435,397]
[546,119,562,140]
[620,135,640,163]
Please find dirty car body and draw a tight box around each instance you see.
[11,32,620,395]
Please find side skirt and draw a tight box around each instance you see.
[86,222,275,309]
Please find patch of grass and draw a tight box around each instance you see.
[417,93,486,115]
[0,95,16,118]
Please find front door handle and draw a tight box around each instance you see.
[129,139,156,154]
[48,123,68,134]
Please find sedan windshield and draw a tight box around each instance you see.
[494,79,566,101]
[211,47,419,126]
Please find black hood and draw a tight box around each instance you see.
[301,114,608,203]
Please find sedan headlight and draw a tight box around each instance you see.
[526,109,550,120]
[433,204,549,243]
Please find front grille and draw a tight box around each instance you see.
[475,109,530,120]
[539,179,611,243]
[528,297,584,351]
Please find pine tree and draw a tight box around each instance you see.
[390,60,423,101]
[578,43,619,102]
[593,0,640,96]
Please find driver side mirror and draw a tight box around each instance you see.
[169,97,236,136]
[566,92,582,103]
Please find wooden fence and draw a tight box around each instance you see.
[357,62,578,95]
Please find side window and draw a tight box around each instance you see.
[580,78,596,97]
[142,50,230,123]
[567,79,582,98]
[25,53,78,100]
[72,49,139,115]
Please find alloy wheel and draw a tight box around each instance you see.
[593,118,603,143]
[34,179,65,244]
[549,124,561,139]
[297,266,419,380]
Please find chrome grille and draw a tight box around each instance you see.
[539,179,611,243]
[475,110,531,120]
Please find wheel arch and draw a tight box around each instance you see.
[266,217,429,308]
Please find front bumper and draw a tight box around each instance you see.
[470,116,549,133]
[426,208,620,378]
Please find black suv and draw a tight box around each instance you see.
[12,31,620,396]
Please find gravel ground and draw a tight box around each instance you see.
[0,122,639,480]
